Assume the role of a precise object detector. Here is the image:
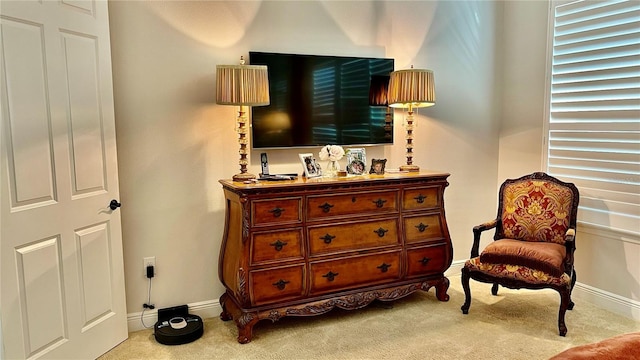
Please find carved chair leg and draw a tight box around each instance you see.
[491,283,499,295]
[558,289,570,336]
[461,267,472,314]
[568,269,577,310]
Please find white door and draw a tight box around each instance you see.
[1,1,127,359]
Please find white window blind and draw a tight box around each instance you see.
[546,0,640,235]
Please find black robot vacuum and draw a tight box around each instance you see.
[154,305,203,345]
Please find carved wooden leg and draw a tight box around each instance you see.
[568,269,577,310]
[219,293,259,344]
[219,293,232,321]
[461,268,471,314]
[435,276,450,301]
[235,312,259,344]
[491,283,499,296]
[558,289,570,336]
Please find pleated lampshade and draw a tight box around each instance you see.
[387,69,435,108]
[215,64,270,106]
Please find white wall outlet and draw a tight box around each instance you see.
[143,256,156,277]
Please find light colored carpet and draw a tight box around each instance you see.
[100,277,640,360]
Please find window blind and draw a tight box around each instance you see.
[312,62,337,143]
[547,0,640,235]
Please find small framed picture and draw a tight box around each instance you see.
[346,148,366,175]
[369,158,387,175]
[299,153,322,178]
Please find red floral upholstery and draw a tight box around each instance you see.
[465,257,571,288]
[501,179,575,244]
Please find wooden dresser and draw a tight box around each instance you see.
[218,172,453,343]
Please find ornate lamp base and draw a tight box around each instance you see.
[399,165,420,172]
[233,172,257,182]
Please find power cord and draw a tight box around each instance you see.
[141,266,155,329]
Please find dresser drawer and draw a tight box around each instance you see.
[310,251,401,295]
[406,244,448,277]
[250,264,305,306]
[252,197,302,226]
[308,218,399,256]
[404,213,444,244]
[403,187,440,211]
[307,190,398,220]
[251,228,304,265]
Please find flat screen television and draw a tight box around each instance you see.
[249,51,394,149]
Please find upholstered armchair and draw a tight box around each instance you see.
[461,172,580,336]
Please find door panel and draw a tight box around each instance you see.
[76,222,113,330]
[15,237,67,358]
[61,0,95,15]
[2,17,57,209]
[63,31,107,196]
[1,1,127,359]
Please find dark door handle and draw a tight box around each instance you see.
[109,199,121,211]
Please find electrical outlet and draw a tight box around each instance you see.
[143,256,156,277]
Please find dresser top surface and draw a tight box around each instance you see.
[219,171,450,191]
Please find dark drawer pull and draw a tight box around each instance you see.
[373,228,388,237]
[269,207,285,217]
[414,194,427,204]
[377,263,391,273]
[322,271,339,282]
[272,279,290,290]
[269,240,288,251]
[319,202,334,213]
[372,198,387,208]
[320,234,336,244]
[415,223,429,232]
[419,257,431,265]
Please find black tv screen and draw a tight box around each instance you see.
[249,52,394,149]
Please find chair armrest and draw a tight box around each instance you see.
[471,219,498,258]
[563,228,576,274]
[564,228,576,243]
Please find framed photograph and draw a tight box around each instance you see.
[346,148,366,175]
[299,153,321,178]
[369,158,387,175]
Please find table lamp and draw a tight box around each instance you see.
[216,56,270,181]
[387,67,435,172]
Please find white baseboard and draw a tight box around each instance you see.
[573,282,640,321]
[127,299,222,333]
[126,260,638,332]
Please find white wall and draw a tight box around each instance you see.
[109,0,501,321]
[108,0,639,327]
[498,0,546,181]
[499,0,640,314]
